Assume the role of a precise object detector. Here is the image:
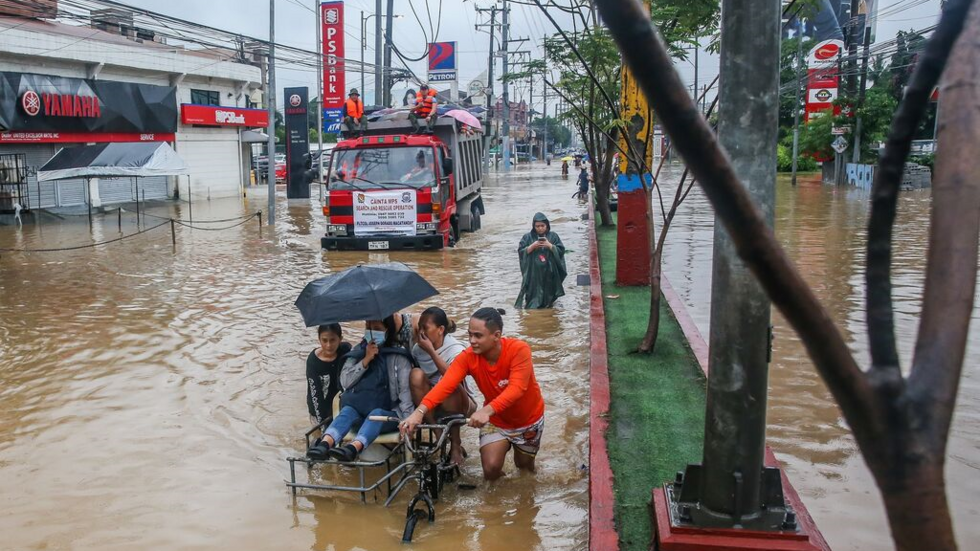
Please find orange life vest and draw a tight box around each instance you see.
[415,89,437,117]
[345,97,364,119]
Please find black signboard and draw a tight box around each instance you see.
[0,72,177,134]
[283,86,310,199]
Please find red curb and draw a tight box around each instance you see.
[589,215,620,551]
[660,276,709,377]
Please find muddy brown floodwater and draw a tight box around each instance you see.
[658,166,980,551]
[0,164,590,551]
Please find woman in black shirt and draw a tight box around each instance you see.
[306,323,352,426]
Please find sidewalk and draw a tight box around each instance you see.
[591,214,707,551]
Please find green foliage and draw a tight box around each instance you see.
[531,116,572,148]
[778,36,813,137]
[910,152,935,170]
[776,136,819,172]
[888,30,927,102]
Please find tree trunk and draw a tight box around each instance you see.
[638,243,664,353]
[879,465,956,551]
[595,129,618,226]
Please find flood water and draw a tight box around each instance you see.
[0,164,591,551]
[658,166,980,551]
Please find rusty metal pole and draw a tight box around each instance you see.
[685,0,785,529]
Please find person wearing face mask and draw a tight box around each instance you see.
[305,318,415,462]
[410,307,477,466]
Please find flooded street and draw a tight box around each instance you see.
[658,166,980,551]
[0,164,590,551]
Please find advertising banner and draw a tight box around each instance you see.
[180,104,269,127]
[0,71,177,137]
[352,189,418,236]
[427,42,457,83]
[284,87,311,199]
[321,1,345,133]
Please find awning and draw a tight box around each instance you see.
[241,130,269,143]
[37,142,189,181]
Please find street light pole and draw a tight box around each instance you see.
[361,11,372,100]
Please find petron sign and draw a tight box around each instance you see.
[427,42,457,83]
[181,104,269,127]
[0,71,177,143]
[804,39,843,123]
[320,1,345,133]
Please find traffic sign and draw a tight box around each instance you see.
[831,125,851,135]
[832,136,849,154]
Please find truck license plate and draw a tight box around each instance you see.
[368,241,389,250]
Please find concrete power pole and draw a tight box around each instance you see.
[791,29,803,187]
[374,0,382,106]
[542,45,548,164]
[266,0,276,226]
[383,0,394,107]
[501,0,511,171]
[698,0,783,526]
[475,5,498,169]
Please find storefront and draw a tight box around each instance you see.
[0,71,178,209]
[177,103,269,201]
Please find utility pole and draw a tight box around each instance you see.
[315,0,323,199]
[791,29,803,186]
[476,4,499,168]
[847,0,861,96]
[373,0,382,106]
[266,0,276,226]
[501,0,511,171]
[693,44,699,112]
[671,0,790,533]
[852,6,870,164]
[542,45,548,164]
[383,0,394,107]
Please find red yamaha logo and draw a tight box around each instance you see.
[21,90,40,116]
[289,94,302,107]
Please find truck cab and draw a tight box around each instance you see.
[321,118,485,251]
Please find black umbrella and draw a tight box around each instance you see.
[295,262,439,327]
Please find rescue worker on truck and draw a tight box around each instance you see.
[409,83,438,135]
[342,88,367,138]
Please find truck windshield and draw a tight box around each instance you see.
[329,146,437,190]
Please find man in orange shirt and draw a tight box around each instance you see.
[400,307,545,481]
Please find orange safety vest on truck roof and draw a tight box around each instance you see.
[415,88,437,117]
[345,98,364,119]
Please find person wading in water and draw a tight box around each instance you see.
[515,212,567,309]
[400,308,545,481]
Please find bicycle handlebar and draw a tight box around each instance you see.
[367,415,470,455]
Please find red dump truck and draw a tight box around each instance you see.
[321,118,485,250]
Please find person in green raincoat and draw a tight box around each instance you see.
[515,213,567,309]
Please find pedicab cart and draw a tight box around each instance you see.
[289,262,472,543]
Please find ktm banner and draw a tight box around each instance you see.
[0,71,177,135]
[321,1,345,132]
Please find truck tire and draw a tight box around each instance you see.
[470,205,482,231]
[450,216,460,246]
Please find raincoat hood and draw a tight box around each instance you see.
[532,212,551,234]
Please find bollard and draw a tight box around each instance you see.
[170,218,176,247]
[257,211,262,237]
[117,207,122,232]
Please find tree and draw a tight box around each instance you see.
[531,116,572,149]
[596,0,980,549]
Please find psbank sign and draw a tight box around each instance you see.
[320,1,345,111]
[180,104,269,127]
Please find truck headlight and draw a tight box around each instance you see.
[328,224,348,235]
[416,222,438,232]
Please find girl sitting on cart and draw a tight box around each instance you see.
[306,318,415,462]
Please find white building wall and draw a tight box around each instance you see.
[0,19,261,204]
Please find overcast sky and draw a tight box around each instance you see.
[117,0,944,113]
